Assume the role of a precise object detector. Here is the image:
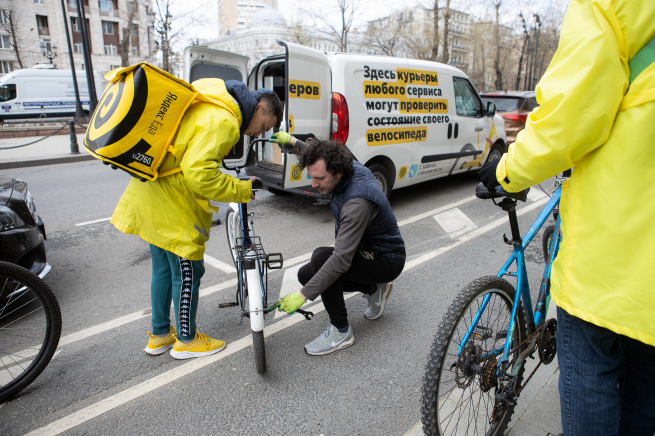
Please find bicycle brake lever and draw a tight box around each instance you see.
[295,309,314,321]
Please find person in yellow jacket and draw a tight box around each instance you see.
[111,79,282,359]
[479,0,655,433]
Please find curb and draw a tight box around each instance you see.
[0,154,95,170]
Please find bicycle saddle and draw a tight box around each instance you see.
[475,182,529,202]
[237,175,264,189]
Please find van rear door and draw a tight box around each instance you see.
[278,41,331,190]
[183,46,250,167]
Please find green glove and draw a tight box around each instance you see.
[269,291,306,314]
[269,131,293,145]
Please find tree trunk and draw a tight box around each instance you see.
[120,7,136,67]
[7,12,22,68]
[431,0,439,61]
[441,0,450,64]
[494,2,503,89]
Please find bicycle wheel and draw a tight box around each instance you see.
[252,330,266,375]
[542,225,555,263]
[225,209,241,267]
[0,261,61,402]
[422,276,526,436]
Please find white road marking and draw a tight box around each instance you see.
[397,196,475,227]
[528,187,548,202]
[203,255,236,274]
[24,197,551,435]
[433,207,478,239]
[75,217,111,227]
[274,263,304,319]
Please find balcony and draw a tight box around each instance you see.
[99,8,119,17]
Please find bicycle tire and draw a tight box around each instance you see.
[542,225,555,263]
[252,330,266,375]
[225,209,241,267]
[421,276,526,436]
[0,261,61,402]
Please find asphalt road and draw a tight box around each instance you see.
[0,160,556,435]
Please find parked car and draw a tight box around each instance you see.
[479,91,539,143]
[0,176,49,277]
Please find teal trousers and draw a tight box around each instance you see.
[149,244,204,341]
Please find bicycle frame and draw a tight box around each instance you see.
[459,186,562,370]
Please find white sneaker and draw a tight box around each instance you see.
[364,283,393,320]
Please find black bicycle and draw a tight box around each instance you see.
[0,261,61,402]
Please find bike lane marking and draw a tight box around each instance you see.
[24,197,549,436]
[75,217,111,227]
[433,207,478,239]
[203,255,236,274]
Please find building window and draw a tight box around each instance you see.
[99,0,116,11]
[130,47,138,56]
[34,0,45,4]
[0,9,11,24]
[71,17,79,32]
[109,64,120,70]
[36,15,49,36]
[0,61,13,74]
[73,42,83,53]
[102,21,115,34]
[104,44,117,55]
[0,35,10,49]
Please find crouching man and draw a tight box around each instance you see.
[270,134,405,355]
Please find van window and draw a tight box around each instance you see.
[0,83,16,101]
[453,77,483,117]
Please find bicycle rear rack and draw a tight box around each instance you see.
[235,236,284,270]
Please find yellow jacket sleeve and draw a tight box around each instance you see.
[180,113,252,204]
[497,0,628,192]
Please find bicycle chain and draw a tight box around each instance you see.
[0,124,68,150]
[489,324,546,424]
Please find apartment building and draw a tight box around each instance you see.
[217,0,277,37]
[0,0,155,80]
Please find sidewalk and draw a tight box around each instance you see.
[404,302,562,436]
[0,132,94,170]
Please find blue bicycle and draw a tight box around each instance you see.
[421,171,569,436]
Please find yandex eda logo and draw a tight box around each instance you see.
[289,80,321,100]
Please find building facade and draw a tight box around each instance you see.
[0,0,155,83]
[217,0,278,37]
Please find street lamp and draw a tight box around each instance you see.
[40,42,58,64]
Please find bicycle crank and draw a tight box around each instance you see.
[538,318,557,365]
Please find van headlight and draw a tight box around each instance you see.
[25,190,38,222]
[0,206,26,231]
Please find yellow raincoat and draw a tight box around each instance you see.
[496,0,655,346]
[111,79,252,261]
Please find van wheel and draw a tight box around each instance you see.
[486,145,503,164]
[268,187,290,196]
[367,163,392,200]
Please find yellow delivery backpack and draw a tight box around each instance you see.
[84,63,237,181]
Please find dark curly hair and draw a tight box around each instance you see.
[297,140,353,176]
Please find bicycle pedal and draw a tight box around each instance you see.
[219,302,238,308]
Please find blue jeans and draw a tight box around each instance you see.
[557,306,655,436]
[149,244,204,341]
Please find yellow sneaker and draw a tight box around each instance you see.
[144,326,177,355]
[170,331,226,360]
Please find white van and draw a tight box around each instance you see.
[184,42,507,198]
[0,68,103,121]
